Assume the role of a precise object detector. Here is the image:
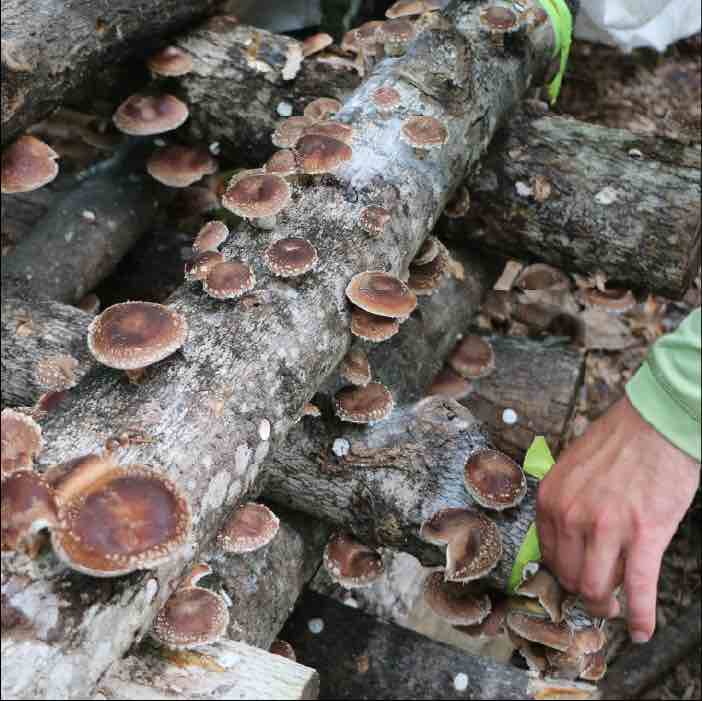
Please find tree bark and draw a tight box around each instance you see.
[280,591,598,701]
[0,0,222,146]
[1,4,571,697]
[441,110,702,299]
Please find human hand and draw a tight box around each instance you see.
[536,396,700,643]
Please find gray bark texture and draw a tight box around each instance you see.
[1,3,569,697]
[441,110,702,299]
[0,0,221,146]
[280,591,599,700]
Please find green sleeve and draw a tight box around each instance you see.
[626,308,701,462]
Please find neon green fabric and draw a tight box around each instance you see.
[626,308,702,462]
[507,437,556,593]
[537,0,573,104]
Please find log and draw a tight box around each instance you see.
[280,591,598,700]
[95,639,320,700]
[1,4,574,697]
[441,110,702,299]
[1,0,220,146]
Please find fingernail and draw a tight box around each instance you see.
[631,631,650,644]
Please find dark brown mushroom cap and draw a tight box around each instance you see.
[516,563,565,623]
[263,238,319,277]
[340,349,372,387]
[480,5,520,31]
[582,287,636,313]
[265,149,299,177]
[516,263,571,292]
[413,237,440,266]
[270,640,297,662]
[1,136,59,194]
[1,470,57,553]
[204,261,256,300]
[51,464,192,577]
[448,335,495,379]
[46,453,117,504]
[455,593,509,639]
[401,116,448,149]
[222,171,291,220]
[351,307,400,343]
[147,46,194,77]
[335,382,394,424]
[423,571,492,625]
[302,33,334,58]
[151,585,229,649]
[185,251,224,282]
[378,18,417,44]
[217,502,280,553]
[193,221,229,254]
[303,121,354,146]
[295,134,353,174]
[147,145,218,188]
[1,409,43,474]
[272,117,315,149]
[506,612,574,652]
[420,508,503,582]
[426,367,473,401]
[346,271,417,318]
[304,98,342,122]
[464,449,527,511]
[408,241,449,296]
[510,631,550,673]
[372,86,402,112]
[113,94,189,136]
[324,533,385,588]
[359,206,391,237]
[386,0,426,18]
[445,186,471,218]
[88,302,188,371]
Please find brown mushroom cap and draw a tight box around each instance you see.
[1,470,57,553]
[51,464,192,577]
[147,145,217,188]
[340,349,372,387]
[1,136,59,194]
[408,242,449,296]
[113,94,189,136]
[372,86,402,113]
[88,302,188,371]
[151,585,229,649]
[302,402,322,418]
[445,186,472,218]
[46,453,116,503]
[147,46,194,77]
[356,20,385,47]
[423,571,492,625]
[386,0,426,18]
[448,335,495,379]
[302,33,333,58]
[464,449,527,511]
[582,287,636,313]
[335,382,394,424]
[359,206,391,237]
[351,307,400,343]
[420,508,503,582]
[455,593,509,639]
[270,640,297,662]
[323,533,385,588]
[263,238,319,277]
[378,18,417,45]
[516,563,565,623]
[265,149,299,177]
[506,612,574,653]
[413,237,440,266]
[480,6,520,32]
[185,251,224,282]
[303,120,354,146]
[346,271,417,319]
[222,171,291,220]
[204,261,256,300]
[295,134,353,174]
[304,98,343,122]
[193,221,229,254]
[1,409,43,474]
[426,368,473,401]
[517,264,571,292]
[580,650,607,681]
[401,116,448,150]
[217,502,280,553]
[272,117,315,149]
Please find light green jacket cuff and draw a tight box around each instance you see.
[626,308,701,462]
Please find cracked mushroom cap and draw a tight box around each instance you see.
[147,145,218,188]
[51,464,192,577]
[359,206,391,237]
[464,449,527,511]
[340,349,372,387]
[1,470,57,553]
[265,149,299,177]
[346,271,417,319]
[516,562,565,623]
[263,238,319,277]
[304,98,342,122]
[222,171,291,220]
[420,508,503,582]
[423,571,492,625]
[427,368,473,401]
[351,307,400,343]
[1,136,60,194]
[88,302,188,371]
[113,94,189,136]
[193,221,229,254]
[323,533,385,588]
[408,242,449,296]
[372,86,402,113]
[147,46,194,77]
[270,640,297,661]
[302,33,333,58]
[295,134,353,174]
[185,251,224,282]
[516,263,570,292]
[582,287,636,313]
[335,382,394,424]
[204,261,256,300]
[217,502,280,553]
[448,335,495,379]
[401,116,448,150]
[151,585,229,649]
[272,117,315,149]
[1,409,43,474]
[506,612,574,653]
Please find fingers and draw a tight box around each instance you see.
[624,539,664,643]
[552,506,586,593]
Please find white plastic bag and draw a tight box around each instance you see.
[576,0,701,52]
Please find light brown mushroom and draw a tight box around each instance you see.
[400,116,448,152]
[580,649,607,681]
[448,335,495,379]
[464,449,527,511]
[516,562,565,623]
[408,241,449,296]
[423,571,492,625]
[340,349,372,387]
[272,117,315,149]
[217,502,280,554]
[265,149,299,177]
[147,145,218,188]
[1,409,43,474]
[303,120,354,146]
[113,94,189,136]
[1,135,59,194]
[193,221,229,254]
[420,508,503,582]
[334,382,394,424]
[359,206,391,237]
[413,237,440,266]
[222,170,291,229]
[263,238,319,278]
[506,612,574,653]
[302,33,334,58]
[455,593,509,639]
[147,46,194,77]
[371,86,402,114]
[270,640,297,662]
[386,0,426,19]
[346,271,417,319]
[295,134,353,175]
[426,367,473,401]
[304,98,343,122]
[377,18,417,56]
[479,6,522,48]
[323,533,385,588]
[582,287,637,314]
[350,307,401,343]
[516,263,571,293]
[185,251,224,282]
[204,261,256,300]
